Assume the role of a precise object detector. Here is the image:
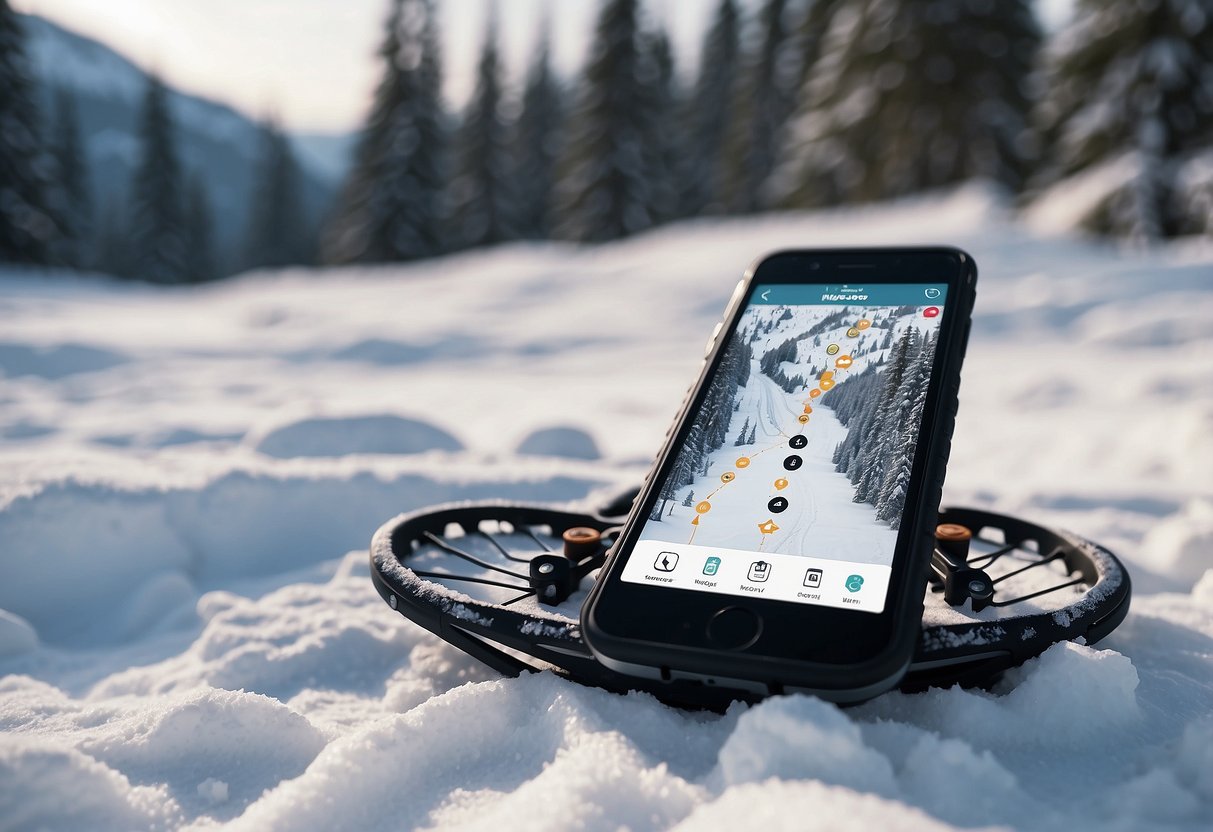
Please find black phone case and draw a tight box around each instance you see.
[582,247,978,701]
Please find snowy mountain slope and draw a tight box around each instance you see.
[19,14,344,254]
[1,187,1213,830]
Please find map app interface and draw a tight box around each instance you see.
[622,282,947,614]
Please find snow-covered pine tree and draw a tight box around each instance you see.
[93,195,129,278]
[50,88,91,269]
[747,423,757,444]
[734,416,751,445]
[772,0,1040,208]
[450,12,517,249]
[679,0,741,217]
[0,1,60,264]
[875,330,937,526]
[127,74,189,283]
[244,119,312,270]
[184,176,215,283]
[721,0,800,213]
[323,0,446,263]
[553,0,656,242]
[638,22,683,225]
[512,22,563,240]
[1034,0,1213,240]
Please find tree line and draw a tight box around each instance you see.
[325,0,1212,262]
[823,325,938,528]
[0,0,315,281]
[3,0,1211,278]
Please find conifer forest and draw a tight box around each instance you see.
[2,0,1212,280]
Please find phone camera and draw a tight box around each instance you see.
[809,262,820,270]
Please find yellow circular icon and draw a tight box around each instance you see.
[809,388,822,399]
[798,414,809,423]
[847,327,860,338]
[820,378,835,391]
[736,457,751,468]
[774,478,789,491]
[695,501,712,514]
[836,355,853,369]
[826,344,840,355]
[857,319,871,330]
[721,471,735,483]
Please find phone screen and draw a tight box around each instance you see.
[621,281,948,615]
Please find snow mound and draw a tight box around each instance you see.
[253,415,463,458]
[0,341,128,379]
[0,739,181,832]
[515,425,602,460]
[1140,498,1213,587]
[80,688,325,817]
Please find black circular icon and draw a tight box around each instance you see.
[789,434,808,449]
[768,497,788,513]
[783,455,803,471]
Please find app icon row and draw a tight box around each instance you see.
[653,551,865,593]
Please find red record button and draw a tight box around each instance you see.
[923,306,940,318]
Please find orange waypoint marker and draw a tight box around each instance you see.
[798,414,809,423]
[691,515,700,526]
[736,456,751,468]
[721,471,735,483]
[820,378,835,391]
[809,388,821,399]
[774,478,789,490]
[803,404,813,414]
[857,319,871,330]
[836,355,853,369]
[820,370,834,381]
[695,501,712,514]
[758,519,780,534]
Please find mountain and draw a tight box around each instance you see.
[19,14,353,272]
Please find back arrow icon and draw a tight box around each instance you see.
[761,290,771,301]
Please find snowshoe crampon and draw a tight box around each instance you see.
[370,490,1130,708]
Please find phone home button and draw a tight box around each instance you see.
[706,606,762,650]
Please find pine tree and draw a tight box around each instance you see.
[50,88,91,269]
[682,490,695,507]
[0,1,60,264]
[721,0,799,213]
[734,416,751,446]
[639,22,682,225]
[244,118,311,269]
[679,0,741,217]
[450,12,516,248]
[512,21,563,239]
[184,176,215,282]
[553,0,656,242]
[324,0,446,263]
[773,0,1040,208]
[1034,0,1213,240]
[747,423,757,444]
[128,74,188,283]
[93,195,129,277]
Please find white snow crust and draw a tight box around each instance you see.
[2,187,1212,831]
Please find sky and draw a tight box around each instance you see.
[14,0,1075,136]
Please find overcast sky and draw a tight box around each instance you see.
[15,0,1075,135]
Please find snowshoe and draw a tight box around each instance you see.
[370,488,1130,709]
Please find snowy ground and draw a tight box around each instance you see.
[2,186,1212,831]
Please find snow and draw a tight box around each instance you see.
[2,186,1212,830]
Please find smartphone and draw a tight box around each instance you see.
[582,248,977,702]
